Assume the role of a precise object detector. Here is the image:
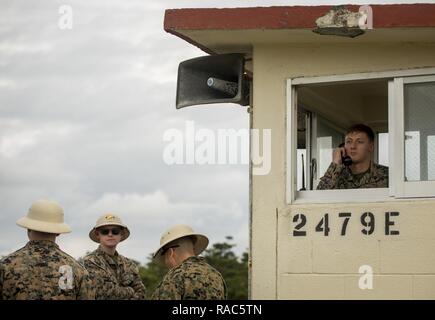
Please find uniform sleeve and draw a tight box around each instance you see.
[121,261,146,300]
[77,269,96,300]
[84,258,136,300]
[376,165,389,188]
[151,272,183,300]
[316,162,344,190]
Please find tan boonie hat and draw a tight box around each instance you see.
[16,199,71,234]
[89,213,130,243]
[153,224,209,265]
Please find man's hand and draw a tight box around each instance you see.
[332,146,345,165]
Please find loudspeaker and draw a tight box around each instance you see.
[176,53,250,109]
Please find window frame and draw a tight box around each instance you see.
[393,75,435,198]
[286,67,435,204]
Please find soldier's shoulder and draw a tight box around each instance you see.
[179,257,216,275]
[118,255,140,272]
[374,163,389,174]
[164,261,190,281]
[83,249,98,260]
[119,254,140,268]
[0,245,28,264]
[117,253,131,262]
[55,247,85,269]
[82,250,101,267]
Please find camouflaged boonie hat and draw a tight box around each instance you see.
[16,199,71,234]
[89,213,130,243]
[153,224,209,265]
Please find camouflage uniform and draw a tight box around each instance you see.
[317,162,389,190]
[152,256,227,300]
[83,246,146,300]
[0,240,95,300]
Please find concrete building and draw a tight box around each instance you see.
[164,4,435,299]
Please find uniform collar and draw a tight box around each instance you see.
[347,161,373,178]
[27,240,59,249]
[183,255,202,264]
[96,245,119,264]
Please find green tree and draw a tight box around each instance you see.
[139,254,168,299]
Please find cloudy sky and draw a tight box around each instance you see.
[0,0,428,263]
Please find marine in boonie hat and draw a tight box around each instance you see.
[83,213,146,300]
[151,224,227,300]
[89,213,130,243]
[153,224,209,266]
[0,199,95,300]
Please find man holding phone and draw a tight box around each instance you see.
[317,124,388,190]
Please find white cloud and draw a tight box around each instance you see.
[82,190,202,221]
[0,120,81,158]
[0,79,16,88]
[0,42,53,56]
[0,130,39,158]
[1,0,423,265]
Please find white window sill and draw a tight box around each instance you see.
[293,188,391,204]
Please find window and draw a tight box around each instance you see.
[293,79,389,197]
[296,111,346,191]
[287,68,435,203]
[393,75,435,198]
[377,132,389,166]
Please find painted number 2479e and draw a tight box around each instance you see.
[292,212,399,237]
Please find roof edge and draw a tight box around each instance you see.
[164,4,435,31]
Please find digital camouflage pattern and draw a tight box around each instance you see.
[317,162,389,190]
[83,246,146,300]
[152,256,227,300]
[0,240,95,300]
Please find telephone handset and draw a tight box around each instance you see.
[338,143,353,166]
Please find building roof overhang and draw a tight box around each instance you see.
[164,4,435,55]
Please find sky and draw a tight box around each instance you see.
[0,0,432,264]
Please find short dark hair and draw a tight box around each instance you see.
[346,124,375,142]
